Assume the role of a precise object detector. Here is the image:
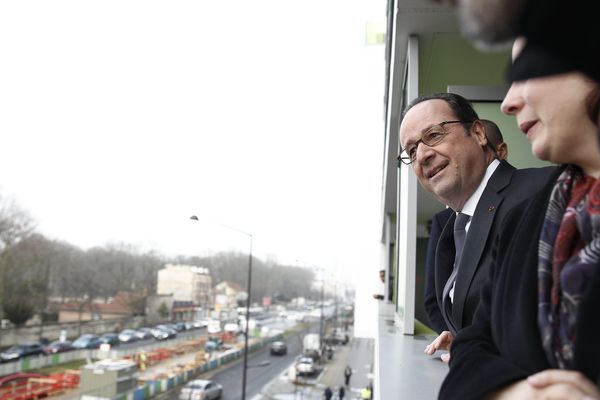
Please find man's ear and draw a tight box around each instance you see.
[497,143,508,160]
[471,120,488,147]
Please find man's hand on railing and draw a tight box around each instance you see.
[424,330,453,363]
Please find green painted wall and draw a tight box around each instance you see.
[419,33,510,94]
[474,102,553,169]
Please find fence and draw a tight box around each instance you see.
[0,330,206,376]
[0,317,147,348]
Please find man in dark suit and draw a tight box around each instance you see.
[424,207,453,334]
[423,120,508,334]
[398,93,555,361]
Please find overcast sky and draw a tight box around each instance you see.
[1,1,385,335]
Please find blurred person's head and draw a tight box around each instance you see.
[454,0,526,47]
[399,93,496,211]
[434,0,600,82]
[501,38,600,177]
[481,119,508,160]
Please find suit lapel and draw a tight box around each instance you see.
[435,213,456,327]
[452,161,515,329]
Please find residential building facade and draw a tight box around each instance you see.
[156,264,213,309]
[213,281,246,314]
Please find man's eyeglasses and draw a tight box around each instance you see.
[398,120,473,165]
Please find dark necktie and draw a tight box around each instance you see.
[442,212,470,333]
[453,212,469,268]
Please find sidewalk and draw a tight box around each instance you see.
[261,336,373,400]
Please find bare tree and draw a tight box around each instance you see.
[0,193,36,319]
[0,191,319,328]
[0,193,35,251]
[191,251,317,303]
[0,234,66,334]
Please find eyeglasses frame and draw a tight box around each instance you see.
[398,120,475,165]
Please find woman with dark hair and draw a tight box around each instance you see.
[439,38,600,399]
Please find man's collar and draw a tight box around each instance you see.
[460,159,501,217]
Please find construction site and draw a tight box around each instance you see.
[0,329,282,400]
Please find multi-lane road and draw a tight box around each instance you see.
[165,323,318,400]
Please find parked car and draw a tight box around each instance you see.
[135,327,154,340]
[302,349,320,362]
[270,341,287,356]
[165,324,182,334]
[155,325,177,339]
[295,357,316,376]
[0,343,45,363]
[43,340,75,355]
[150,328,169,341]
[192,320,208,329]
[100,333,120,347]
[118,329,139,343]
[184,322,194,331]
[72,334,102,349]
[330,329,349,345]
[179,379,222,400]
[173,322,187,332]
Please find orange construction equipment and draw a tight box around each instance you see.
[48,370,80,389]
[219,332,235,343]
[0,377,59,400]
[0,370,81,400]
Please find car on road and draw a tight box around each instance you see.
[302,349,320,362]
[179,379,222,400]
[118,329,139,343]
[295,356,316,376]
[155,325,177,339]
[192,319,208,329]
[184,322,195,331]
[328,329,349,345]
[43,340,75,355]
[150,327,169,341]
[173,322,187,331]
[72,334,102,349]
[135,327,154,340]
[100,333,120,347]
[0,343,45,363]
[73,333,102,349]
[270,341,287,356]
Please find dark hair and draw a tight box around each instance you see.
[586,85,600,126]
[480,119,504,147]
[403,93,480,129]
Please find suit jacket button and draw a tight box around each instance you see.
[488,205,495,212]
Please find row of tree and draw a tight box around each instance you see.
[0,192,317,326]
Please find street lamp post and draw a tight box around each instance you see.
[190,216,253,400]
[320,276,324,349]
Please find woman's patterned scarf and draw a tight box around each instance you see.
[538,165,600,369]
